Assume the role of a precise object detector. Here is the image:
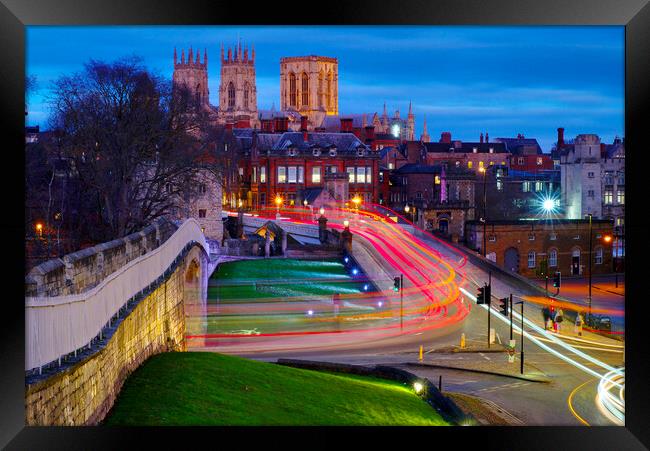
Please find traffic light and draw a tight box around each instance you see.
[497,297,509,316]
[476,286,486,304]
[393,276,401,292]
[553,271,561,288]
[485,284,491,304]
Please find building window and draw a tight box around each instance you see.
[472,147,477,153]
[595,247,603,265]
[366,167,372,183]
[388,162,394,169]
[278,166,286,184]
[260,166,266,183]
[227,82,235,108]
[528,251,536,268]
[326,165,337,174]
[522,181,531,192]
[312,166,321,183]
[252,167,257,183]
[260,192,266,205]
[617,189,625,204]
[238,167,244,177]
[528,233,535,241]
[549,249,558,267]
[518,157,525,165]
[379,172,384,183]
[488,235,496,242]
[298,166,304,183]
[301,73,309,106]
[198,209,207,218]
[489,148,494,153]
[536,157,543,165]
[288,166,297,183]
[416,192,423,199]
[550,233,557,240]
[243,82,250,109]
[588,172,594,178]
[496,179,503,191]
[604,189,613,204]
[535,181,543,192]
[456,161,460,168]
[587,190,595,198]
[289,73,296,107]
[318,71,324,107]
[618,173,625,185]
[199,184,206,194]
[468,161,473,169]
[356,167,366,184]
[166,183,172,194]
[479,161,484,169]
[347,167,355,183]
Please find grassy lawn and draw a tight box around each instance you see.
[104,352,449,426]
[210,259,365,302]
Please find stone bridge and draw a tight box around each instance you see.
[24,218,215,425]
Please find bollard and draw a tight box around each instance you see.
[419,345,423,362]
[460,333,466,349]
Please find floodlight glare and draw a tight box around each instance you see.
[542,198,555,212]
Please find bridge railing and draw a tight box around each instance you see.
[25,219,209,372]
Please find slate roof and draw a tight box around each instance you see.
[423,142,507,154]
[302,188,324,204]
[494,137,543,155]
[254,132,371,154]
[393,163,441,174]
[320,114,378,131]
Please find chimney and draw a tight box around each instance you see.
[365,125,375,141]
[274,117,288,133]
[300,116,308,132]
[557,127,565,148]
[340,117,353,133]
[480,132,484,143]
[225,122,234,131]
[261,119,273,132]
[440,132,451,143]
[485,132,489,143]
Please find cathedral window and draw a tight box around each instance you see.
[289,73,297,107]
[244,82,250,109]
[228,82,235,108]
[318,71,324,107]
[301,73,309,107]
[327,72,333,109]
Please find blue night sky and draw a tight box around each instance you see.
[26,26,624,152]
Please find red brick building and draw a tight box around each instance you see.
[494,135,553,173]
[465,219,614,278]
[247,125,380,210]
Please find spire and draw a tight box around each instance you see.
[362,113,367,127]
[395,109,400,119]
[188,47,193,65]
[238,39,242,60]
[244,45,248,62]
[196,47,200,64]
[383,102,387,117]
[221,42,224,62]
[174,47,177,65]
[204,48,208,68]
[181,48,185,64]
[408,100,413,116]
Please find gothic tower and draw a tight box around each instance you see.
[280,55,338,129]
[420,115,430,143]
[218,41,259,127]
[407,101,415,141]
[172,47,210,112]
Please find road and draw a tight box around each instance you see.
[188,204,624,426]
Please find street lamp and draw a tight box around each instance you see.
[404,204,415,224]
[587,213,593,323]
[275,195,283,216]
[35,222,43,238]
[319,207,325,216]
[479,166,487,257]
[343,219,350,229]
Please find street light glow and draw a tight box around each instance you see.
[343,219,349,228]
[413,382,424,394]
[275,195,282,206]
[542,198,555,212]
[404,205,410,213]
[319,207,325,215]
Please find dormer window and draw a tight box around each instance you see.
[489,148,494,153]
[288,148,297,157]
[313,148,321,157]
[473,147,478,153]
[329,148,337,157]
[357,148,365,157]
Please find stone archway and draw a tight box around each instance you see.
[182,247,209,348]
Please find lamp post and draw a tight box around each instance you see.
[275,195,282,220]
[35,223,43,238]
[515,300,524,374]
[587,213,593,323]
[479,166,487,257]
[404,204,415,225]
[303,199,308,221]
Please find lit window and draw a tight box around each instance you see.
[528,251,536,268]
[435,175,440,185]
[489,161,494,166]
[529,233,535,241]
[298,166,304,183]
[550,233,557,241]
[518,157,525,165]
[357,167,366,184]
[549,249,557,267]
[617,189,624,204]
[278,167,286,183]
[468,161,473,169]
[347,167,355,183]
[288,166,297,183]
[366,167,372,184]
[252,167,257,183]
[535,181,543,192]
[472,147,477,153]
[537,157,543,165]
[489,148,494,153]
[388,163,394,170]
[312,166,321,183]
[260,166,266,183]
[588,190,595,198]
[588,172,594,178]
[604,190,613,204]
[488,235,496,242]
[522,181,531,192]
[479,161,484,169]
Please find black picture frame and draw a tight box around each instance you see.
[2,0,649,449]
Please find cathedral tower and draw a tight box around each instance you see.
[218,41,259,127]
[280,55,338,129]
[172,47,210,112]
[407,101,415,141]
[420,115,430,143]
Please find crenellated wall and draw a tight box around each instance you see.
[25,245,207,426]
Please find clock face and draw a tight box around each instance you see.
[391,124,400,137]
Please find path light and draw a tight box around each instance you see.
[378,301,383,307]
[352,268,359,276]
[364,284,369,291]
[307,310,313,316]
[603,235,612,243]
[319,207,325,216]
[344,257,349,263]
[413,382,424,394]
[35,223,43,237]
[343,219,350,228]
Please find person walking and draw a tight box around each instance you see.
[550,305,557,332]
[542,305,551,330]
[574,312,584,336]
[555,308,564,333]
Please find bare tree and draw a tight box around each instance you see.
[47,57,225,240]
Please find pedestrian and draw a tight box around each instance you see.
[550,305,557,332]
[574,312,583,336]
[542,305,551,330]
[555,308,564,333]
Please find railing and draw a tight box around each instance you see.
[25,219,209,372]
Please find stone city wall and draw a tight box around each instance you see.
[25,245,205,426]
[25,218,177,297]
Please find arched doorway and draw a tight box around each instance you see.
[504,247,519,273]
[438,218,449,235]
[571,248,581,275]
